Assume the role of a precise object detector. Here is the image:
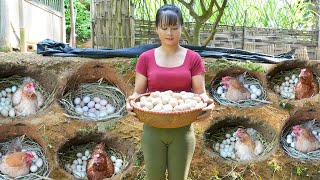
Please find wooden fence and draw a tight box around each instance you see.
[91,0,134,49]
[135,20,320,60]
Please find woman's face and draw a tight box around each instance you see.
[156,22,182,46]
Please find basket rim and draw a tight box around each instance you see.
[130,93,205,115]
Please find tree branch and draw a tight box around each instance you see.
[202,0,228,46]
[176,0,199,21]
[163,0,168,4]
[199,0,206,12]
[182,26,191,43]
[213,0,220,10]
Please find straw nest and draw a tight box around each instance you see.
[0,76,55,117]
[207,126,275,162]
[0,135,49,180]
[130,93,204,128]
[59,142,129,179]
[281,120,320,160]
[211,74,271,108]
[60,82,127,121]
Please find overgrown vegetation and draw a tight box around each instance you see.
[205,59,266,73]
[64,0,91,44]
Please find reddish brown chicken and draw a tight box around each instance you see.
[292,125,320,153]
[12,77,44,116]
[86,142,114,180]
[235,128,264,161]
[0,137,34,178]
[295,68,319,100]
[220,76,250,101]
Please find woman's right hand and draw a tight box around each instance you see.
[126,93,141,116]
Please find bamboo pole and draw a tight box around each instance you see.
[19,0,26,52]
[0,0,11,52]
[69,0,76,47]
[90,0,94,48]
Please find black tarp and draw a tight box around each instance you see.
[37,39,294,64]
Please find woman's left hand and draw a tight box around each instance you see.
[197,94,215,120]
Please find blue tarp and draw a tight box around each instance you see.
[37,39,294,64]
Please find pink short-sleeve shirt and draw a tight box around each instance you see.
[135,48,205,92]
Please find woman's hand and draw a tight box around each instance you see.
[126,93,141,116]
[197,93,215,120]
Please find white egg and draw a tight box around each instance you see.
[217,87,224,95]
[87,101,95,108]
[74,97,81,105]
[83,96,91,103]
[75,107,83,115]
[82,106,89,112]
[220,151,227,158]
[79,101,85,107]
[294,78,298,84]
[222,140,227,145]
[0,109,8,117]
[114,166,120,174]
[8,108,15,118]
[312,130,317,135]
[77,158,82,165]
[106,106,116,114]
[215,143,220,147]
[98,111,108,117]
[250,85,257,90]
[35,158,43,167]
[243,84,249,88]
[93,97,101,103]
[115,162,122,168]
[231,154,236,159]
[220,93,225,98]
[286,138,293,144]
[84,150,90,157]
[226,139,231,144]
[291,74,296,80]
[251,93,257,99]
[30,165,38,172]
[219,144,224,149]
[290,142,295,148]
[99,99,108,106]
[82,156,88,161]
[5,88,11,93]
[115,159,123,164]
[255,89,262,96]
[0,152,2,157]
[94,103,101,110]
[285,76,290,81]
[1,90,6,97]
[230,137,236,142]
[110,156,117,162]
[76,164,82,171]
[11,86,17,93]
[214,146,220,151]
[287,135,293,139]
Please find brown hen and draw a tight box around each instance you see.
[235,128,264,161]
[293,125,320,153]
[86,142,114,180]
[295,68,319,100]
[0,136,34,178]
[221,76,250,101]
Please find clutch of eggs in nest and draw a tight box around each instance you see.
[133,90,207,113]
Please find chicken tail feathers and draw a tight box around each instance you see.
[304,119,316,131]
[8,135,25,154]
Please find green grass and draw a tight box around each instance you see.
[205,59,265,73]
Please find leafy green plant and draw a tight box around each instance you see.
[64,0,91,44]
[268,160,282,177]
[296,163,307,176]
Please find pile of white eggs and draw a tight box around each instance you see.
[134,90,206,112]
[73,96,116,118]
[286,128,320,149]
[0,86,17,118]
[274,74,299,99]
[213,128,259,159]
[64,149,124,178]
[216,84,263,100]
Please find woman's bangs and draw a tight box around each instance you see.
[158,12,179,27]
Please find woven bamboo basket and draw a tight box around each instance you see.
[130,93,205,128]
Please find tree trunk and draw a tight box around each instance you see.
[69,0,76,47]
[0,0,11,52]
[191,22,202,45]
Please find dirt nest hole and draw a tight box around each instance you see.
[210,67,270,108]
[203,116,277,164]
[0,123,49,179]
[281,107,320,161]
[267,60,320,102]
[57,132,135,179]
[59,62,128,121]
[0,64,57,119]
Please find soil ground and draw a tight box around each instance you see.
[0,52,320,180]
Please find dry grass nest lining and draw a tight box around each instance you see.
[281,120,320,160]
[0,76,55,113]
[59,142,130,178]
[130,93,204,128]
[60,82,127,121]
[206,126,275,162]
[211,74,271,108]
[0,135,49,180]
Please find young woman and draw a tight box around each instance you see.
[126,4,214,180]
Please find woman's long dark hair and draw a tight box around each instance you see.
[155,4,183,28]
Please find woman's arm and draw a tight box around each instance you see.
[192,74,214,120]
[126,73,148,115]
